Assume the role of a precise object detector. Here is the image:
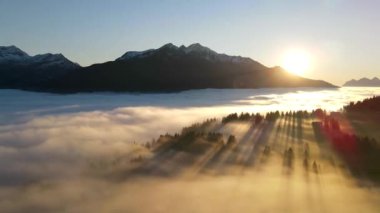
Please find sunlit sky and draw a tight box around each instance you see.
[1,0,379,85]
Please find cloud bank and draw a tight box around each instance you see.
[0,87,379,212]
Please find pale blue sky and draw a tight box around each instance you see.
[1,0,379,84]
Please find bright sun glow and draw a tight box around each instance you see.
[281,49,312,76]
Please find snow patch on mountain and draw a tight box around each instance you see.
[0,46,80,69]
[0,46,30,62]
[116,43,256,64]
[117,49,155,61]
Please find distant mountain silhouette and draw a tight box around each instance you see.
[0,46,80,89]
[0,44,336,92]
[343,77,380,87]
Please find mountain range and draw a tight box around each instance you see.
[343,77,380,87]
[0,43,335,92]
[0,46,80,88]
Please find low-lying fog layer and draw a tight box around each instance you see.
[0,87,379,212]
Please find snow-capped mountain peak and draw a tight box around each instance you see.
[159,43,178,50]
[117,49,155,61]
[116,43,258,65]
[0,45,30,62]
[0,45,80,70]
[31,53,79,69]
[33,53,67,62]
[183,43,254,64]
[183,43,215,54]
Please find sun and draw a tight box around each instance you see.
[281,49,311,76]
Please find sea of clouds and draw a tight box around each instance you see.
[0,87,379,212]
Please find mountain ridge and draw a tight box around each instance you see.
[0,43,336,92]
[343,77,380,87]
[117,43,259,65]
[0,46,81,88]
